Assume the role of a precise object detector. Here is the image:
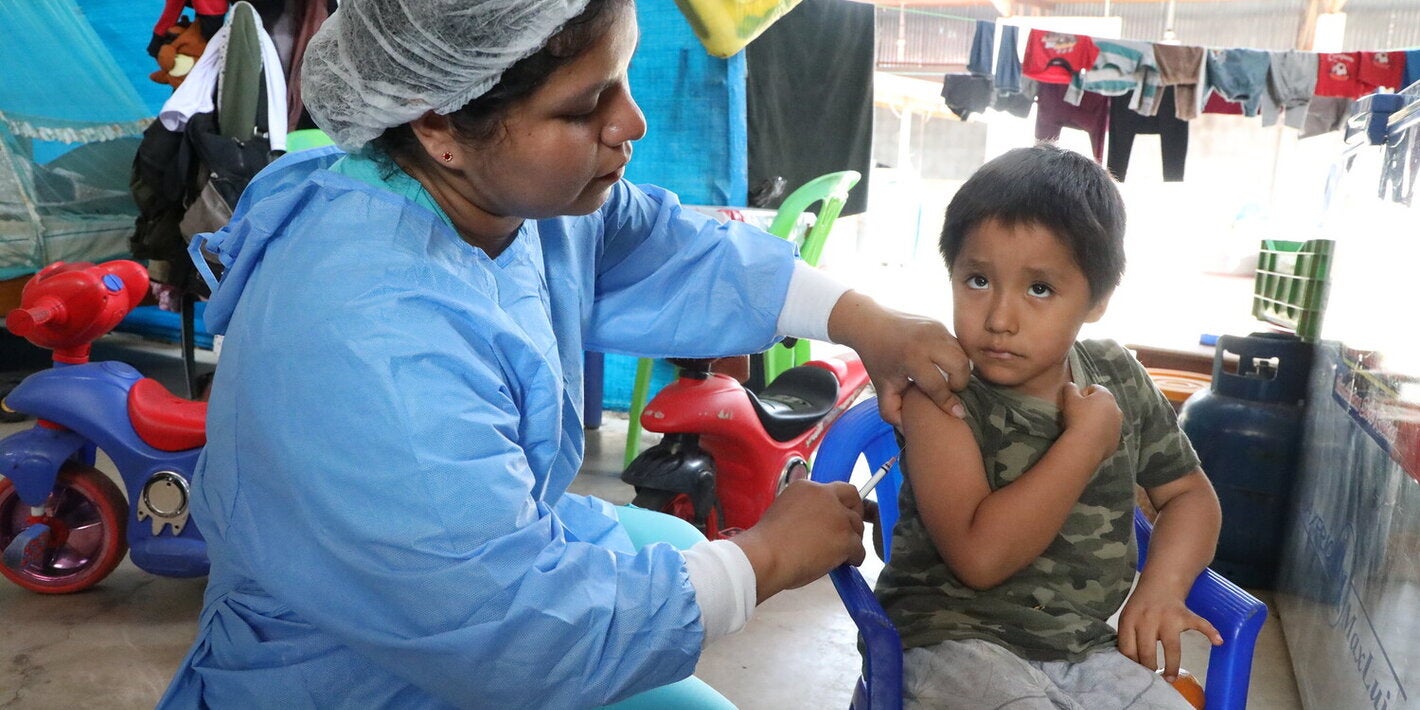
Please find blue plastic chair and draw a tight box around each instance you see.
[813,398,1268,710]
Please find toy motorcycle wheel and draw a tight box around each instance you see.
[0,464,129,594]
[632,490,724,539]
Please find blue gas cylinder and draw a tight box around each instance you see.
[1178,332,1312,589]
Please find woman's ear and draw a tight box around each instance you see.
[409,111,460,168]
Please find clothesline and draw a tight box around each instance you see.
[898,9,1420,56]
[939,21,1420,183]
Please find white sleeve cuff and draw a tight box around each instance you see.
[682,539,757,645]
[776,261,850,344]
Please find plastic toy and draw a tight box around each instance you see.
[621,353,869,540]
[0,260,209,593]
[813,398,1269,710]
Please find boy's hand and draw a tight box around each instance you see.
[1059,383,1122,463]
[1116,584,1224,682]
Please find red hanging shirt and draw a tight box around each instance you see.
[1315,52,1365,99]
[1022,30,1099,85]
[1358,51,1406,92]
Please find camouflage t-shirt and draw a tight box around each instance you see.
[875,339,1200,661]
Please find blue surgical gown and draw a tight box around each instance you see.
[159,147,798,708]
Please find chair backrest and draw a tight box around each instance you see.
[766,170,861,267]
[812,396,904,561]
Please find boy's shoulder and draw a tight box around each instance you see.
[1074,339,1149,389]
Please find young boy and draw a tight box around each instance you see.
[875,144,1224,709]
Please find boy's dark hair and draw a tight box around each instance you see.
[940,144,1126,303]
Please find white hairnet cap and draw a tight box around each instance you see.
[302,0,593,152]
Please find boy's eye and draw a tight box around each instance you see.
[1028,282,1053,297]
[966,275,989,290]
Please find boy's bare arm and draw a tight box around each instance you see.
[1116,470,1224,680]
[899,382,1122,590]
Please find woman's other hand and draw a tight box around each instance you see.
[730,480,866,604]
[827,291,969,427]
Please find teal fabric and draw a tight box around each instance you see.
[0,0,150,142]
[75,0,174,114]
[607,505,734,709]
[329,152,454,226]
[602,676,737,710]
[618,504,708,552]
[625,2,746,206]
[0,0,150,278]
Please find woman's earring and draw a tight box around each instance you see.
[441,151,454,163]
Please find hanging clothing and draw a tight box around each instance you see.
[992,78,1038,119]
[994,24,1023,95]
[284,0,333,130]
[1260,51,1318,130]
[746,0,874,215]
[968,20,995,76]
[1403,49,1420,90]
[1066,39,1160,114]
[1301,96,1352,138]
[158,148,801,708]
[157,6,289,151]
[1152,44,1206,120]
[1022,29,1098,85]
[1358,51,1406,93]
[1108,87,1188,182]
[942,73,995,120]
[1205,48,1270,117]
[1035,82,1107,162]
[1315,52,1364,99]
[1202,91,1245,115]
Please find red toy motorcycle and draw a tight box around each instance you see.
[621,352,870,540]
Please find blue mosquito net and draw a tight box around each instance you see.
[0,0,154,280]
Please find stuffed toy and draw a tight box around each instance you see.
[147,0,229,59]
[149,18,209,88]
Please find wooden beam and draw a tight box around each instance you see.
[1296,0,1321,51]
[989,0,1013,16]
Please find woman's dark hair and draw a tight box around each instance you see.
[370,0,630,166]
[939,143,1126,303]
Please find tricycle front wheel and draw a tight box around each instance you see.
[0,463,128,594]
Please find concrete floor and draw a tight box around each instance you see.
[0,335,1305,709]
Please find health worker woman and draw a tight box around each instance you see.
[159,0,968,707]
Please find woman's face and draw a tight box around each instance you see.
[461,3,646,220]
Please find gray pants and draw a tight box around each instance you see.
[903,638,1195,710]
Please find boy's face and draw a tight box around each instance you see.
[951,218,1109,402]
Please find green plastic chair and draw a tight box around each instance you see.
[757,170,861,387]
[623,170,862,467]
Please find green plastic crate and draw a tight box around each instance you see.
[1252,239,1334,341]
